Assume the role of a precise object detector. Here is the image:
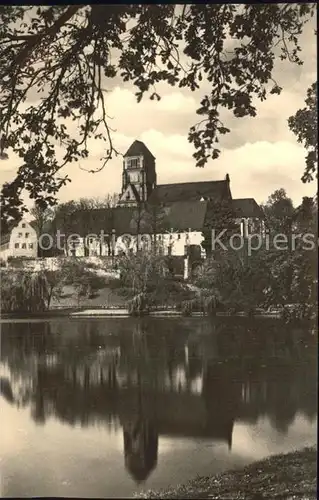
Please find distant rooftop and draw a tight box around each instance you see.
[232,198,265,219]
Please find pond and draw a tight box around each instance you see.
[0,317,317,498]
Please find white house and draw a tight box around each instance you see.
[0,219,38,261]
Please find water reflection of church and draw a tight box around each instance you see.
[1,319,317,483]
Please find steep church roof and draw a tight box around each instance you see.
[232,198,265,219]
[164,201,208,231]
[62,201,211,237]
[124,140,155,159]
[150,180,231,204]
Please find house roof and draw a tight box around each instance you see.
[0,233,10,246]
[124,140,155,159]
[29,220,38,232]
[0,220,17,243]
[150,180,231,204]
[232,198,265,219]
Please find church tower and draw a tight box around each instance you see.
[117,140,157,207]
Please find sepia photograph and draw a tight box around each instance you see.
[0,3,317,499]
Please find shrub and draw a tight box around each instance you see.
[179,299,196,316]
[1,270,47,312]
[128,292,150,316]
[60,259,106,292]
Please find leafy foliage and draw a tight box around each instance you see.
[117,250,196,312]
[30,202,54,234]
[38,267,64,308]
[130,201,169,252]
[118,251,168,296]
[60,258,106,292]
[201,199,237,256]
[198,248,269,313]
[263,195,317,314]
[1,269,47,312]
[194,189,317,318]
[288,82,318,183]
[261,188,295,235]
[127,292,150,316]
[0,4,316,224]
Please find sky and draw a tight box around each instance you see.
[0,8,317,209]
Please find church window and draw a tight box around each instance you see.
[127,158,140,168]
[126,192,130,200]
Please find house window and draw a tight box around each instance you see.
[29,243,34,249]
[18,232,22,237]
[25,232,29,238]
[22,223,26,228]
[22,243,26,249]
[15,243,19,249]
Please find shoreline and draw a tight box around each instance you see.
[136,446,317,499]
[0,308,286,320]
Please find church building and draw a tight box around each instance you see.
[58,139,265,262]
[117,140,233,207]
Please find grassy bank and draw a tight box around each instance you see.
[136,446,317,499]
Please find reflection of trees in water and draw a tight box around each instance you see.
[1,318,317,442]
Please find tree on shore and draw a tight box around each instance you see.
[201,200,237,257]
[0,4,316,224]
[261,188,295,236]
[193,188,317,317]
[29,202,54,256]
[288,82,318,183]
